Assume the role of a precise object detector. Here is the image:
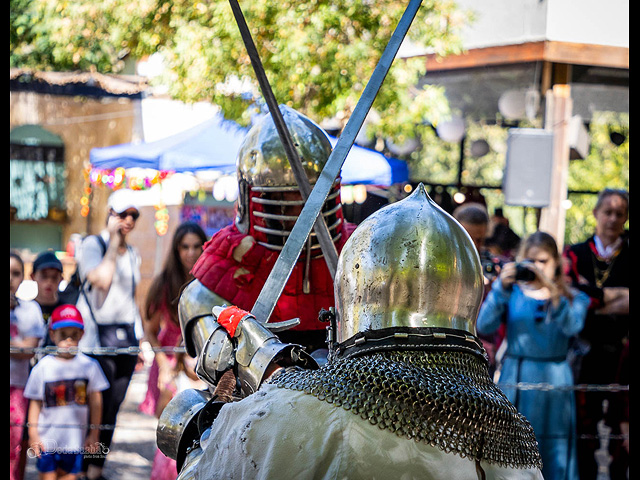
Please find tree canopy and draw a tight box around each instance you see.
[11,0,627,244]
[11,0,469,136]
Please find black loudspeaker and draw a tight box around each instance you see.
[502,128,554,207]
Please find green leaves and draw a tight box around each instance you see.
[11,0,467,138]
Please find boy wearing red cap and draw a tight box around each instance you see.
[24,305,109,480]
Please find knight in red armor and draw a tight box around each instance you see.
[184,105,355,356]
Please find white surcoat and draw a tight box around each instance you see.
[193,384,543,480]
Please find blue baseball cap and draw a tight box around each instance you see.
[33,251,63,273]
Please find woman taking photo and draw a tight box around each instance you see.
[477,231,589,480]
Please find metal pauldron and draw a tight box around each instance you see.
[156,388,211,472]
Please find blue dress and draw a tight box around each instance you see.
[477,280,589,480]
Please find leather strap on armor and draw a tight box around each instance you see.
[332,326,488,361]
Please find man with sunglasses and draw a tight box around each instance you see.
[75,189,143,480]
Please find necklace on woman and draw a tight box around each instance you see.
[592,249,620,289]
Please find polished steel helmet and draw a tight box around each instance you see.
[333,183,484,349]
[235,105,344,252]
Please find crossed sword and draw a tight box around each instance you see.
[227,0,423,325]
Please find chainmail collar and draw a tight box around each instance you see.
[270,348,542,470]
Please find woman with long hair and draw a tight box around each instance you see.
[140,221,207,418]
[477,231,589,480]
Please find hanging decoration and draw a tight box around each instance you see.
[154,203,170,236]
[83,165,174,236]
[88,166,173,191]
[80,164,93,217]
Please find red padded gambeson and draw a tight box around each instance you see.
[191,222,355,332]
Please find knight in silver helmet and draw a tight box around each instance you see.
[235,104,346,252]
[159,106,354,476]
[181,105,355,363]
[166,184,543,480]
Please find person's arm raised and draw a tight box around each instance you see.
[85,215,124,292]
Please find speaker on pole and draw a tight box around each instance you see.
[502,128,554,208]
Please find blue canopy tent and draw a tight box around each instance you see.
[90,115,245,175]
[328,136,408,186]
[89,114,408,185]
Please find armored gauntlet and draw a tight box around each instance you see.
[211,305,318,395]
[158,281,318,473]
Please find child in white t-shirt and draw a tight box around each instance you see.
[24,304,109,479]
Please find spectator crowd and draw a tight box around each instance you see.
[11,188,628,480]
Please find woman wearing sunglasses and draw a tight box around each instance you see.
[74,189,143,480]
[477,231,590,480]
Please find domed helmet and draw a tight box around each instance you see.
[332,183,484,356]
[235,105,345,253]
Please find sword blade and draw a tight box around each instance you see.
[251,0,423,323]
[228,0,339,277]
